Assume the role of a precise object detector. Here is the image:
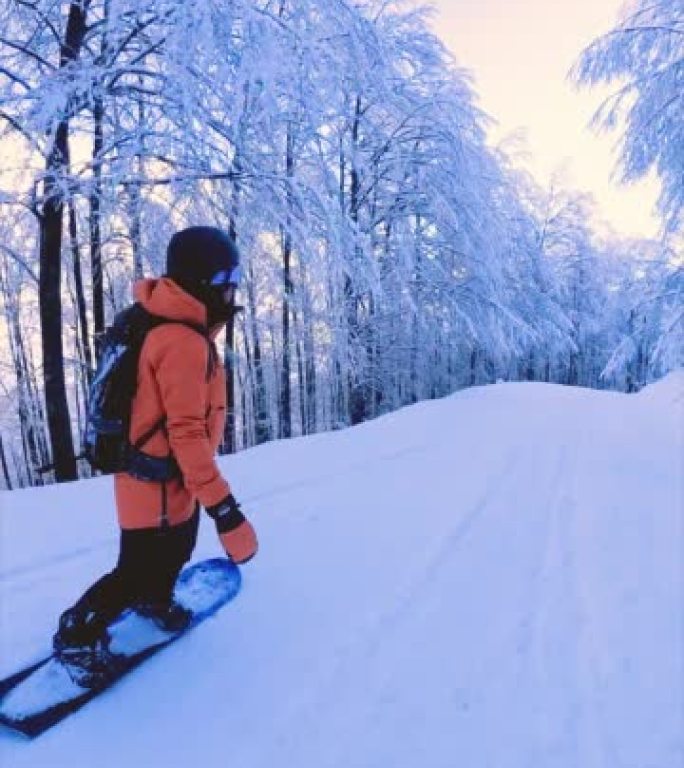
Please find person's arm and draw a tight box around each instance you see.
[154,327,258,563]
[154,327,230,507]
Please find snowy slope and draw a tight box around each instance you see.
[0,377,682,768]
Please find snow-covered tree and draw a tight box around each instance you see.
[0,0,676,489]
[573,0,683,236]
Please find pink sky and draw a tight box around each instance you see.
[426,0,661,239]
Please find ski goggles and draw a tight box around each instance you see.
[209,265,242,287]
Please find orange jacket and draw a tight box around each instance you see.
[115,277,231,530]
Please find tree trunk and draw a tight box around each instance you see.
[242,320,256,446]
[298,258,317,434]
[129,78,145,279]
[40,127,77,481]
[0,433,12,490]
[37,1,91,482]
[470,348,478,386]
[247,264,271,444]
[221,194,243,455]
[294,309,306,435]
[8,315,40,484]
[239,365,249,450]
[222,322,237,454]
[347,96,366,426]
[90,92,105,358]
[0,263,35,484]
[68,202,93,384]
[25,327,51,467]
[280,123,295,438]
[128,180,143,279]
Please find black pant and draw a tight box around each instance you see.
[67,508,200,628]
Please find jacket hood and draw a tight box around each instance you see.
[133,277,229,339]
[133,277,207,326]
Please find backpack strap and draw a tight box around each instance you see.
[145,313,218,380]
[174,320,219,379]
[128,312,217,456]
[132,417,167,451]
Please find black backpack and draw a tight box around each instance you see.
[83,303,210,478]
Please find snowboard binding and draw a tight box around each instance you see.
[53,636,121,689]
[52,606,120,688]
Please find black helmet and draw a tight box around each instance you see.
[166,226,242,324]
[166,226,241,291]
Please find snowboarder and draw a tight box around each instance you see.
[52,226,258,676]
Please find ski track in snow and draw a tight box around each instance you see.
[255,449,523,767]
[0,445,427,585]
[0,378,682,768]
[0,539,116,583]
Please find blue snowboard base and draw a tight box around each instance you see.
[0,558,241,738]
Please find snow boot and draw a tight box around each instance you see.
[53,606,117,688]
[134,599,193,633]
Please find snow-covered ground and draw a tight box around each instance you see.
[1,376,682,767]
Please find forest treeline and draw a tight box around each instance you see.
[0,0,681,488]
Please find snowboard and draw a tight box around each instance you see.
[0,557,241,738]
